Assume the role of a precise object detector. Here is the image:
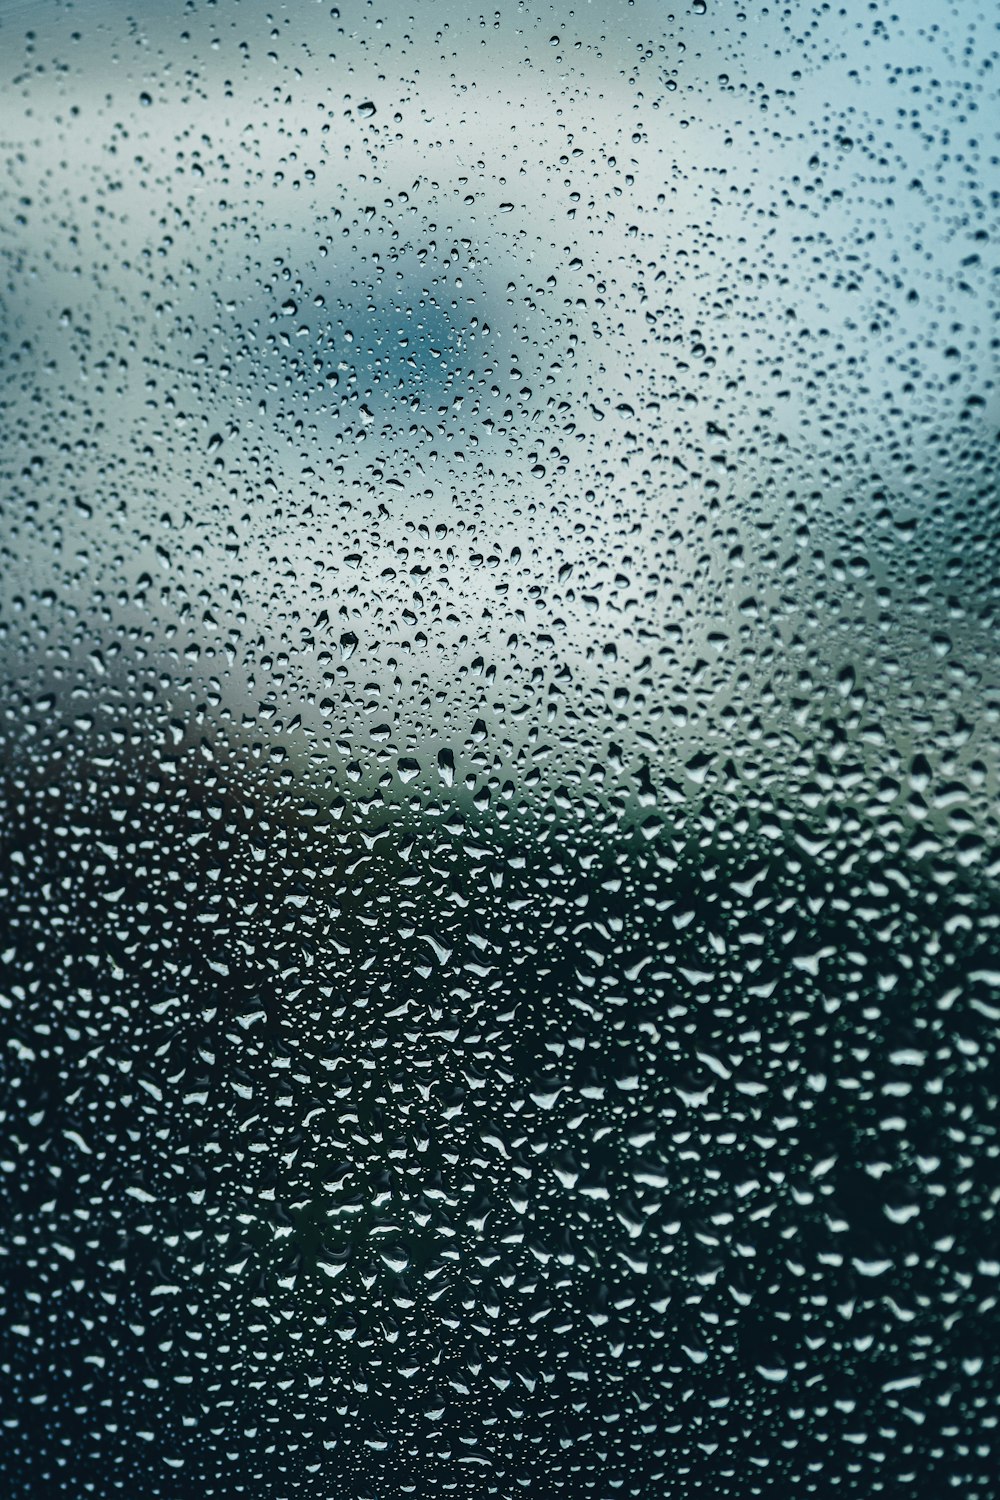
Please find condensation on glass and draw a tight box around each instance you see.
[1,1,997,1495]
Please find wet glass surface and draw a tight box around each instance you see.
[1,2,998,1495]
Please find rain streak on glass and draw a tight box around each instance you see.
[1,2,998,1497]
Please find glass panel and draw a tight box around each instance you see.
[2,1,997,1493]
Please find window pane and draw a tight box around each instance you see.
[1,2,997,1494]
